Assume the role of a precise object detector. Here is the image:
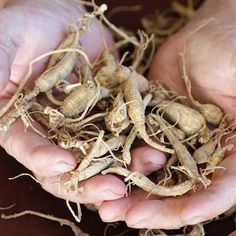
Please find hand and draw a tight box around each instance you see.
[98,0,236,229]
[0,0,126,205]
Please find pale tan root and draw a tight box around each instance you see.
[158,101,206,136]
[148,90,168,107]
[142,12,185,37]
[0,7,101,120]
[105,92,129,135]
[60,80,97,117]
[78,133,126,172]
[197,127,213,144]
[203,144,234,176]
[60,80,111,120]
[172,0,195,19]
[0,45,90,120]
[149,113,202,184]
[122,126,137,165]
[62,82,82,94]
[183,223,205,236]
[193,139,218,164]
[64,112,108,130]
[99,135,126,155]
[0,98,33,131]
[197,123,234,172]
[66,198,82,224]
[132,31,154,70]
[33,48,89,93]
[70,157,113,182]
[139,229,167,236]
[30,104,52,130]
[0,204,15,210]
[77,130,105,171]
[102,167,194,196]
[123,68,173,154]
[94,50,120,89]
[161,153,178,186]
[147,113,186,141]
[47,26,81,69]
[43,106,65,129]
[138,33,156,75]
[122,94,152,164]
[228,231,236,236]
[58,139,91,155]
[140,0,195,49]
[1,210,89,236]
[9,173,42,185]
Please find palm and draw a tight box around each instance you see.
[98,6,236,229]
[0,1,78,99]
[0,0,126,205]
[0,0,108,99]
[149,15,236,114]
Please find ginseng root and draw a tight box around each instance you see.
[149,113,202,184]
[103,167,194,196]
[122,67,174,154]
[1,210,89,236]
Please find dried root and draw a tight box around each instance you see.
[0,1,233,236]
[1,210,89,236]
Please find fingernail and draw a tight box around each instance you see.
[103,215,120,222]
[53,162,75,174]
[186,216,204,225]
[100,210,121,222]
[99,189,123,200]
[128,219,148,228]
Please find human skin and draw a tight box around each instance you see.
[98,0,236,229]
[0,0,166,207]
[0,0,131,204]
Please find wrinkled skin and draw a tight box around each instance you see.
[0,0,128,204]
[98,0,236,229]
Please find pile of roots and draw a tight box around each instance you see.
[0,1,234,236]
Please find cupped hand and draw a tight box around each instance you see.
[0,0,126,204]
[98,0,236,229]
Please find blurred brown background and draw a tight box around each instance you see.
[0,1,235,235]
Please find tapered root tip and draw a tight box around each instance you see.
[100,4,108,13]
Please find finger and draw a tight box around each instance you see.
[99,189,149,222]
[124,173,236,229]
[0,119,76,177]
[129,146,166,175]
[38,173,126,204]
[99,146,166,222]
[100,154,236,226]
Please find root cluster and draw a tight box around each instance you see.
[0,1,234,236]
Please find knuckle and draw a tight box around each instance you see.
[181,211,208,226]
[180,204,209,226]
